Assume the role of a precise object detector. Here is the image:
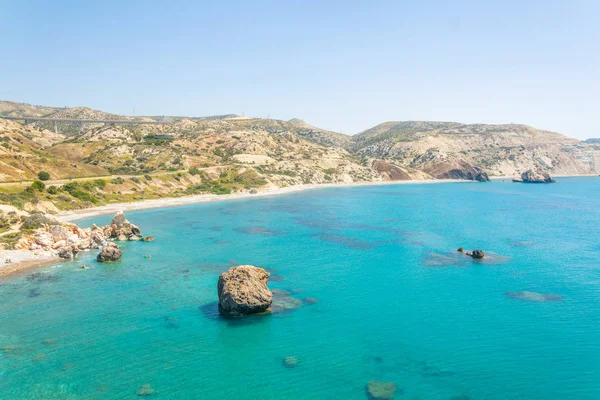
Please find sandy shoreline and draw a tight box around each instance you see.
[56,178,469,223]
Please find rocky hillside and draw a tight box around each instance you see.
[352,121,600,178]
[1,100,599,215]
[0,101,62,118]
[0,119,106,182]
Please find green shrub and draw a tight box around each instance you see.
[130,177,141,184]
[212,186,231,195]
[47,185,58,195]
[189,167,199,175]
[144,174,152,181]
[37,171,50,181]
[111,177,124,185]
[94,179,106,188]
[31,180,45,191]
[63,182,77,194]
[21,213,58,230]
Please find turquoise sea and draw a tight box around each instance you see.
[1,178,599,399]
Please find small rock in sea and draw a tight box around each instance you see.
[366,381,398,399]
[136,384,155,396]
[79,265,94,269]
[303,297,319,305]
[506,291,563,302]
[97,243,122,262]
[33,353,46,361]
[469,250,484,259]
[217,265,272,317]
[457,247,464,253]
[96,385,108,392]
[42,339,56,346]
[142,236,154,242]
[282,355,299,368]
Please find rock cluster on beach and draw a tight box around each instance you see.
[513,169,556,183]
[217,265,273,316]
[14,211,142,260]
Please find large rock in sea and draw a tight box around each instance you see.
[515,170,556,183]
[217,265,272,317]
[97,243,122,262]
[107,211,143,241]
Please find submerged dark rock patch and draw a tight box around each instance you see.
[511,241,536,247]
[234,227,288,236]
[422,253,468,268]
[198,302,221,321]
[164,316,180,329]
[26,273,60,283]
[28,288,42,298]
[314,233,376,250]
[506,291,563,302]
[282,355,300,368]
[270,289,303,314]
[366,381,399,399]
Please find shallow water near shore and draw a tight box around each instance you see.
[1,178,599,399]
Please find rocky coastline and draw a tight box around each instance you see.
[0,211,142,277]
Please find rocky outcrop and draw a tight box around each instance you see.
[217,265,272,317]
[97,243,122,262]
[103,211,142,241]
[424,160,490,182]
[372,160,412,180]
[141,236,154,242]
[514,170,556,183]
[14,211,142,262]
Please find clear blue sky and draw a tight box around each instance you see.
[1,0,598,139]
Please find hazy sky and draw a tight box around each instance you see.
[1,1,598,139]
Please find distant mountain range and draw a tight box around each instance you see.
[1,100,599,186]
